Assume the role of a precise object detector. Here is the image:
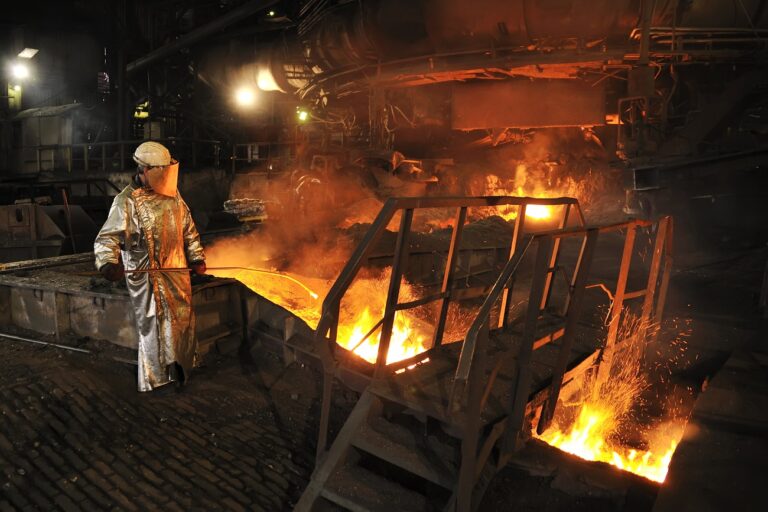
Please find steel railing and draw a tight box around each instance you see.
[313,195,586,459]
[19,138,224,173]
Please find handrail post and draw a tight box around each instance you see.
[652,218,673,342]
[374,208,414,376]
[500,235,553,462]
[539,203,571,311]
[433,206,467,347]
[456,320,488,512]
[498,204,526,329]
[638,216,670,343]
[537,229,599,433]
[592,222,638,398]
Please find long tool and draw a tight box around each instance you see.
[79,266,320,300]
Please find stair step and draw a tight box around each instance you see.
[352,416,457,489]
[321,463,428,512]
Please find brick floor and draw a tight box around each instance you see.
[0,339,321,511]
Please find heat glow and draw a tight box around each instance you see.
[536,403,678,483]
[534,312,688,483]
[210,267,430,365]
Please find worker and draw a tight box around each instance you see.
[94,141,206,392]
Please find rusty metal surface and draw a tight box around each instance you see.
[0,257,245,354]
[451,79,606,130]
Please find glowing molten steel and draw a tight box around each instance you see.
[534,312,689,484]
[536,404,678,483]
[524,204,552,220]
[336,307,428,365]
[211,267,430,365]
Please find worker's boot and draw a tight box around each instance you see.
[173,362,186,389]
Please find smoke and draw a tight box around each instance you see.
[205,163,380,279]
[206,127,625,284]
[433,128,624,223]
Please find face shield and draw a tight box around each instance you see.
[144,160,179,197]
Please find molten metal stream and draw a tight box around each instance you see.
[122,267,320,299]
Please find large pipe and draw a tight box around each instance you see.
[127,0,281,74]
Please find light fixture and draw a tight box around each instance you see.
[297,109,309,122]
[11,63,29,80]
[235,86,256,107]
[18,48,38,59]
[257,67,281,92]
[268,10,276,17]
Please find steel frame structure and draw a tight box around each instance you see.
[298,195,674,511]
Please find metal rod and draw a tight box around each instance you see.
[127,0,280,73]
[0,331,91,353]
[61,188,78,254]
[537,228,598,434]
[433,206,467,347]
[77,266,320,300]
[375,208,413,375]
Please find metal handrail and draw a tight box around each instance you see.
[314,195,581,351]
[21,138,224,173]
[450,217,662,426]
[312,195,583,459]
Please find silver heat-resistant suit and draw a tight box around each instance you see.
[94,183,205,391]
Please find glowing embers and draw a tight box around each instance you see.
[534,312,690,483]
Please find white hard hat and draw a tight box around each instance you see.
[133,141,172,168]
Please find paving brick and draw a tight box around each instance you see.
[221,496,248,512]
[92,460,115,477]
[38,445,66,469]
[26,487,55,510]
[106,472,134,495]
[217,482,251,506]
[84,468,115,496]
[33,475,61,500]
[80,483,113,509]
[106,489,139,512]
[0,340,316,512]
[54,477,89,504]
[54,493,82,512]
[2,485,30,509]
[137,464,164,486]
[60,448,87,472]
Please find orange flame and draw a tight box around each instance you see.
[536,404,678,483]
[336,306,428,364]
[483,173,555,222]
[212,267,430,366]
[534,311,688,483]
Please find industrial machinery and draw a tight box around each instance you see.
[195,0,768,223]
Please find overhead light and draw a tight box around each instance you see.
[297,109,309,122]
[268,10,276,17]
[257,67,281,92]
[11,63,29,79]
[18,48,38,59]
[235,86,256,107]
